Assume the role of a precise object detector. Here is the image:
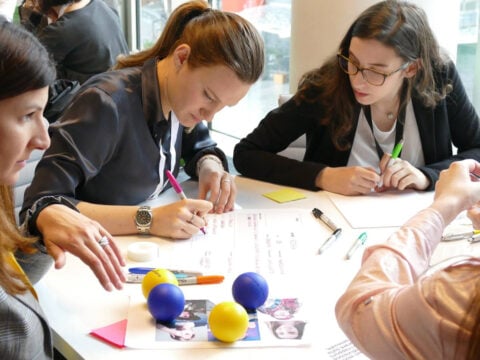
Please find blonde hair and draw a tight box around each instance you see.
[115,0,264,84]
[0,186,36,295]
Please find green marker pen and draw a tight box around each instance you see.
[391,139,404,159]
[345,232,368,260]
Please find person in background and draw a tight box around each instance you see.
[233,0,480,196]
[0,19,124,359]
[21,0,264,240]
[336,159,480,359]
[20,0,129,84]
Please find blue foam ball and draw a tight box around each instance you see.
[232,272,269,310]
[147,283,185,322]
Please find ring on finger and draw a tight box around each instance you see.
[98,235,109,248]
[222,178,231,183]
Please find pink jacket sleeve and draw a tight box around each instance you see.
[335,208,480,359]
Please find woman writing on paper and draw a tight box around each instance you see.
[234,0,480,195]
[21,1,264,240]
[336,159,480,359]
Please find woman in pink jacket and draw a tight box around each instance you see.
[336,159,480,359]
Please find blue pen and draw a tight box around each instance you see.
[345,232,368,260]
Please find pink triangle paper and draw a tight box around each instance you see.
[90,319,127,348]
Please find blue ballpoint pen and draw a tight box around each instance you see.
[318,228,342,254]
[345,232,368,260]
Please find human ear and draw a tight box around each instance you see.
[404,59,420,78]
[173,44,191,69]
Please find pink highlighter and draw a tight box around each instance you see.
[165,170,206,234]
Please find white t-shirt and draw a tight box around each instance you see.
[347,100,425,173]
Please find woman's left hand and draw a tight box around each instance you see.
[377,155,430,191]
[197,161,236,213]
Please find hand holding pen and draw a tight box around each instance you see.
[378,139,430,191]
[377,139,403,191]
[166,170,208,235]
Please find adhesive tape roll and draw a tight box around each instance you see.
[127,241,159,262]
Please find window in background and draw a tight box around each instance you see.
[138,0,291,139]
[457,0,480,110]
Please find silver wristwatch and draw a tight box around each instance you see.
[135,206,152,234]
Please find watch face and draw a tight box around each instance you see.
[137,209,152,225]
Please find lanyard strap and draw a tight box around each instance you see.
[363,105,405,159]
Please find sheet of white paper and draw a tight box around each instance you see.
[124,209,365,356]
[327,190,434,228]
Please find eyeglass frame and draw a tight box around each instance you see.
[337,52,411,86]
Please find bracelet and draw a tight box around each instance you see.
[196,154,224,176]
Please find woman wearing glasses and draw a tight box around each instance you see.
[233,0,480,195]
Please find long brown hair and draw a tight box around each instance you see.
[114,0,264,84]
[295,0,449,151]
[0,187,37,294]
[0,19,55,294]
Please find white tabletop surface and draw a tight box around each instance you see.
[35,176,434,359]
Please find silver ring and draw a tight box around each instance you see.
[98,236,109,248]
[222,179,231,183]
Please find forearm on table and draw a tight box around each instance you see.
[336,208,445,337]
[77,202,138,235]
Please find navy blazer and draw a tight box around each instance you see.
[234,62,480,191]
[21,58,227,223]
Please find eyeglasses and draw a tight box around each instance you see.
[337,53,410,86]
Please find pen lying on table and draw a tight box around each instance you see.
[345,232,368,260]
[312,208,340,232]
[441,230,480,242]
[128,267,203,276]
[126,273,224,285]
[318,228,342,255]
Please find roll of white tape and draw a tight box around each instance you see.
[127,241,159,262]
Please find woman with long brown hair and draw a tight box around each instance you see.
[234,0,480,196]
[21,1,265,239]
[0,17,56,358]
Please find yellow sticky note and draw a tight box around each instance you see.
[262,188,306,203]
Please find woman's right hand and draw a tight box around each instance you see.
[36,204,126,291]
[315,166,381,195]
[432,160,480,225]
[151,199,213,239]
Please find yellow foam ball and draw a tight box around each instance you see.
[208,301,249,342]
[141,268,178,299]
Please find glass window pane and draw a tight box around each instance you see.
[457,0,480,110]
[211,0,291,139]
